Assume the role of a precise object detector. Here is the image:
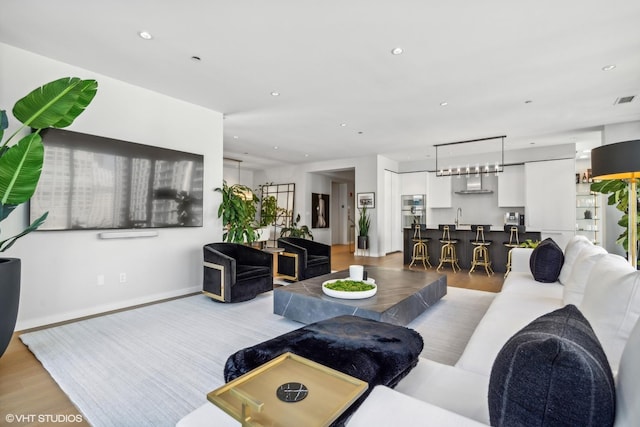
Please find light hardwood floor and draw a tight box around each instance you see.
[0,245,503,425]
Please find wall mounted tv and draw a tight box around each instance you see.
[30,128,204,230]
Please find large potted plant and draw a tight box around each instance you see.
[214,181,260,244]
[591,179,640,259]
[0,77,98,358]
[357,206,371,250]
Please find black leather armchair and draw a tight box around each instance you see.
[203,243,273,303]
[277,237,331,281]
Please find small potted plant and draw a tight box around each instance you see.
[280,213,313,240]
[357,206,371,250]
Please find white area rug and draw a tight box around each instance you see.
[20,286,495,427]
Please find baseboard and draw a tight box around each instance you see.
[16,285,202,331]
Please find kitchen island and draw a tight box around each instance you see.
[403,226,541,273]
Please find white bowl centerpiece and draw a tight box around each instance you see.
[322,278,377,299]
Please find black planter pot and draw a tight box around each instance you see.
[357,236,369,250]
[0,258,20,358]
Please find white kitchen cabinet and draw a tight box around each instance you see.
[427,172,452,208]
[498,164,525,207]
[524,159,576,241]
[400,172,427,196]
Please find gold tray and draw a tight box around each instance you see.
[207,352,368,427]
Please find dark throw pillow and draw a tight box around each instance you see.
[488,305,615,427]
[529,237,564,282]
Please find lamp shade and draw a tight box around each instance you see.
[591,140,640,179]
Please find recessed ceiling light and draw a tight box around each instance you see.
[602,64,616,71]
[138,31,153,40]
[391,47,404,55]
[233,136,239,140]
[271,91,280,96]
[340,123,347,127]
[440,101,448,107]
[304,154,309,157]
[191,56,201,62]
[274,146,279,150]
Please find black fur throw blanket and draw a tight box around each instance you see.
[224,315,424,426]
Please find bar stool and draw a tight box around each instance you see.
[469,225,494,276]
[437,224,460,273]
[503,225,525,277]
[409,224,431,269]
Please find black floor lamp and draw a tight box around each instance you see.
[591,140,640,268]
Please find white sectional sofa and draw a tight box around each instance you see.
[348,236,640,426]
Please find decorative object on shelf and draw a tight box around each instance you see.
[280,213,313,240]
[591,140,640,268]
[357,206,371,250]
[357,192,375,209]
[214,180,260,244]
[435,135,505,177]
[0,77,98,358]
[584,210,593,219]
[312,193,329,228]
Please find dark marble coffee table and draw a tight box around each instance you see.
[273,266,447,325]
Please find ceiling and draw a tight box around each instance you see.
[1,1,639,170]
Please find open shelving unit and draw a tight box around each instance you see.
[576,182,599,244]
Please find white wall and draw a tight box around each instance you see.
[0,43,223,330]
[255,155,388,256]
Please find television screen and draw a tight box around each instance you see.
[30,128,204,230]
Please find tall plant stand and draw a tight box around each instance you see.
[356,236,369,256]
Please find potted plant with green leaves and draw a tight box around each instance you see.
[280,213,313,240]
[591,179,640,259]
[214,181,260,244]
[0,77,98,358]
[357,206,371,250]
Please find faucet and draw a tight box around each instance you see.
[455,207,462,228]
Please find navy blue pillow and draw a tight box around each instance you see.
[488,305,615,427]
[529,237,564,282]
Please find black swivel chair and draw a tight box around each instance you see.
[203,243,273,303]
[277,237,331,281]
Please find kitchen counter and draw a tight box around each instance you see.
[403,227,541,273]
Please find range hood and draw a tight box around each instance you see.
[455,175,493,194]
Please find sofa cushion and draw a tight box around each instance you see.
[236,265,271,281]
[580,253,640,373]
[488,304,616,427]
[455,282,563,377]
[615,318,640,425]
[562,245,607,306]
[307,254,329,266]
[558,235,593,285]
[529,238,564,283]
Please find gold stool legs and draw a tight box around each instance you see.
[469,244,494,276]
[410,241,431,269]
[504,248,514,278]
[437,242,460,273]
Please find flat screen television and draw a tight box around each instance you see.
[30,128,204,230]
